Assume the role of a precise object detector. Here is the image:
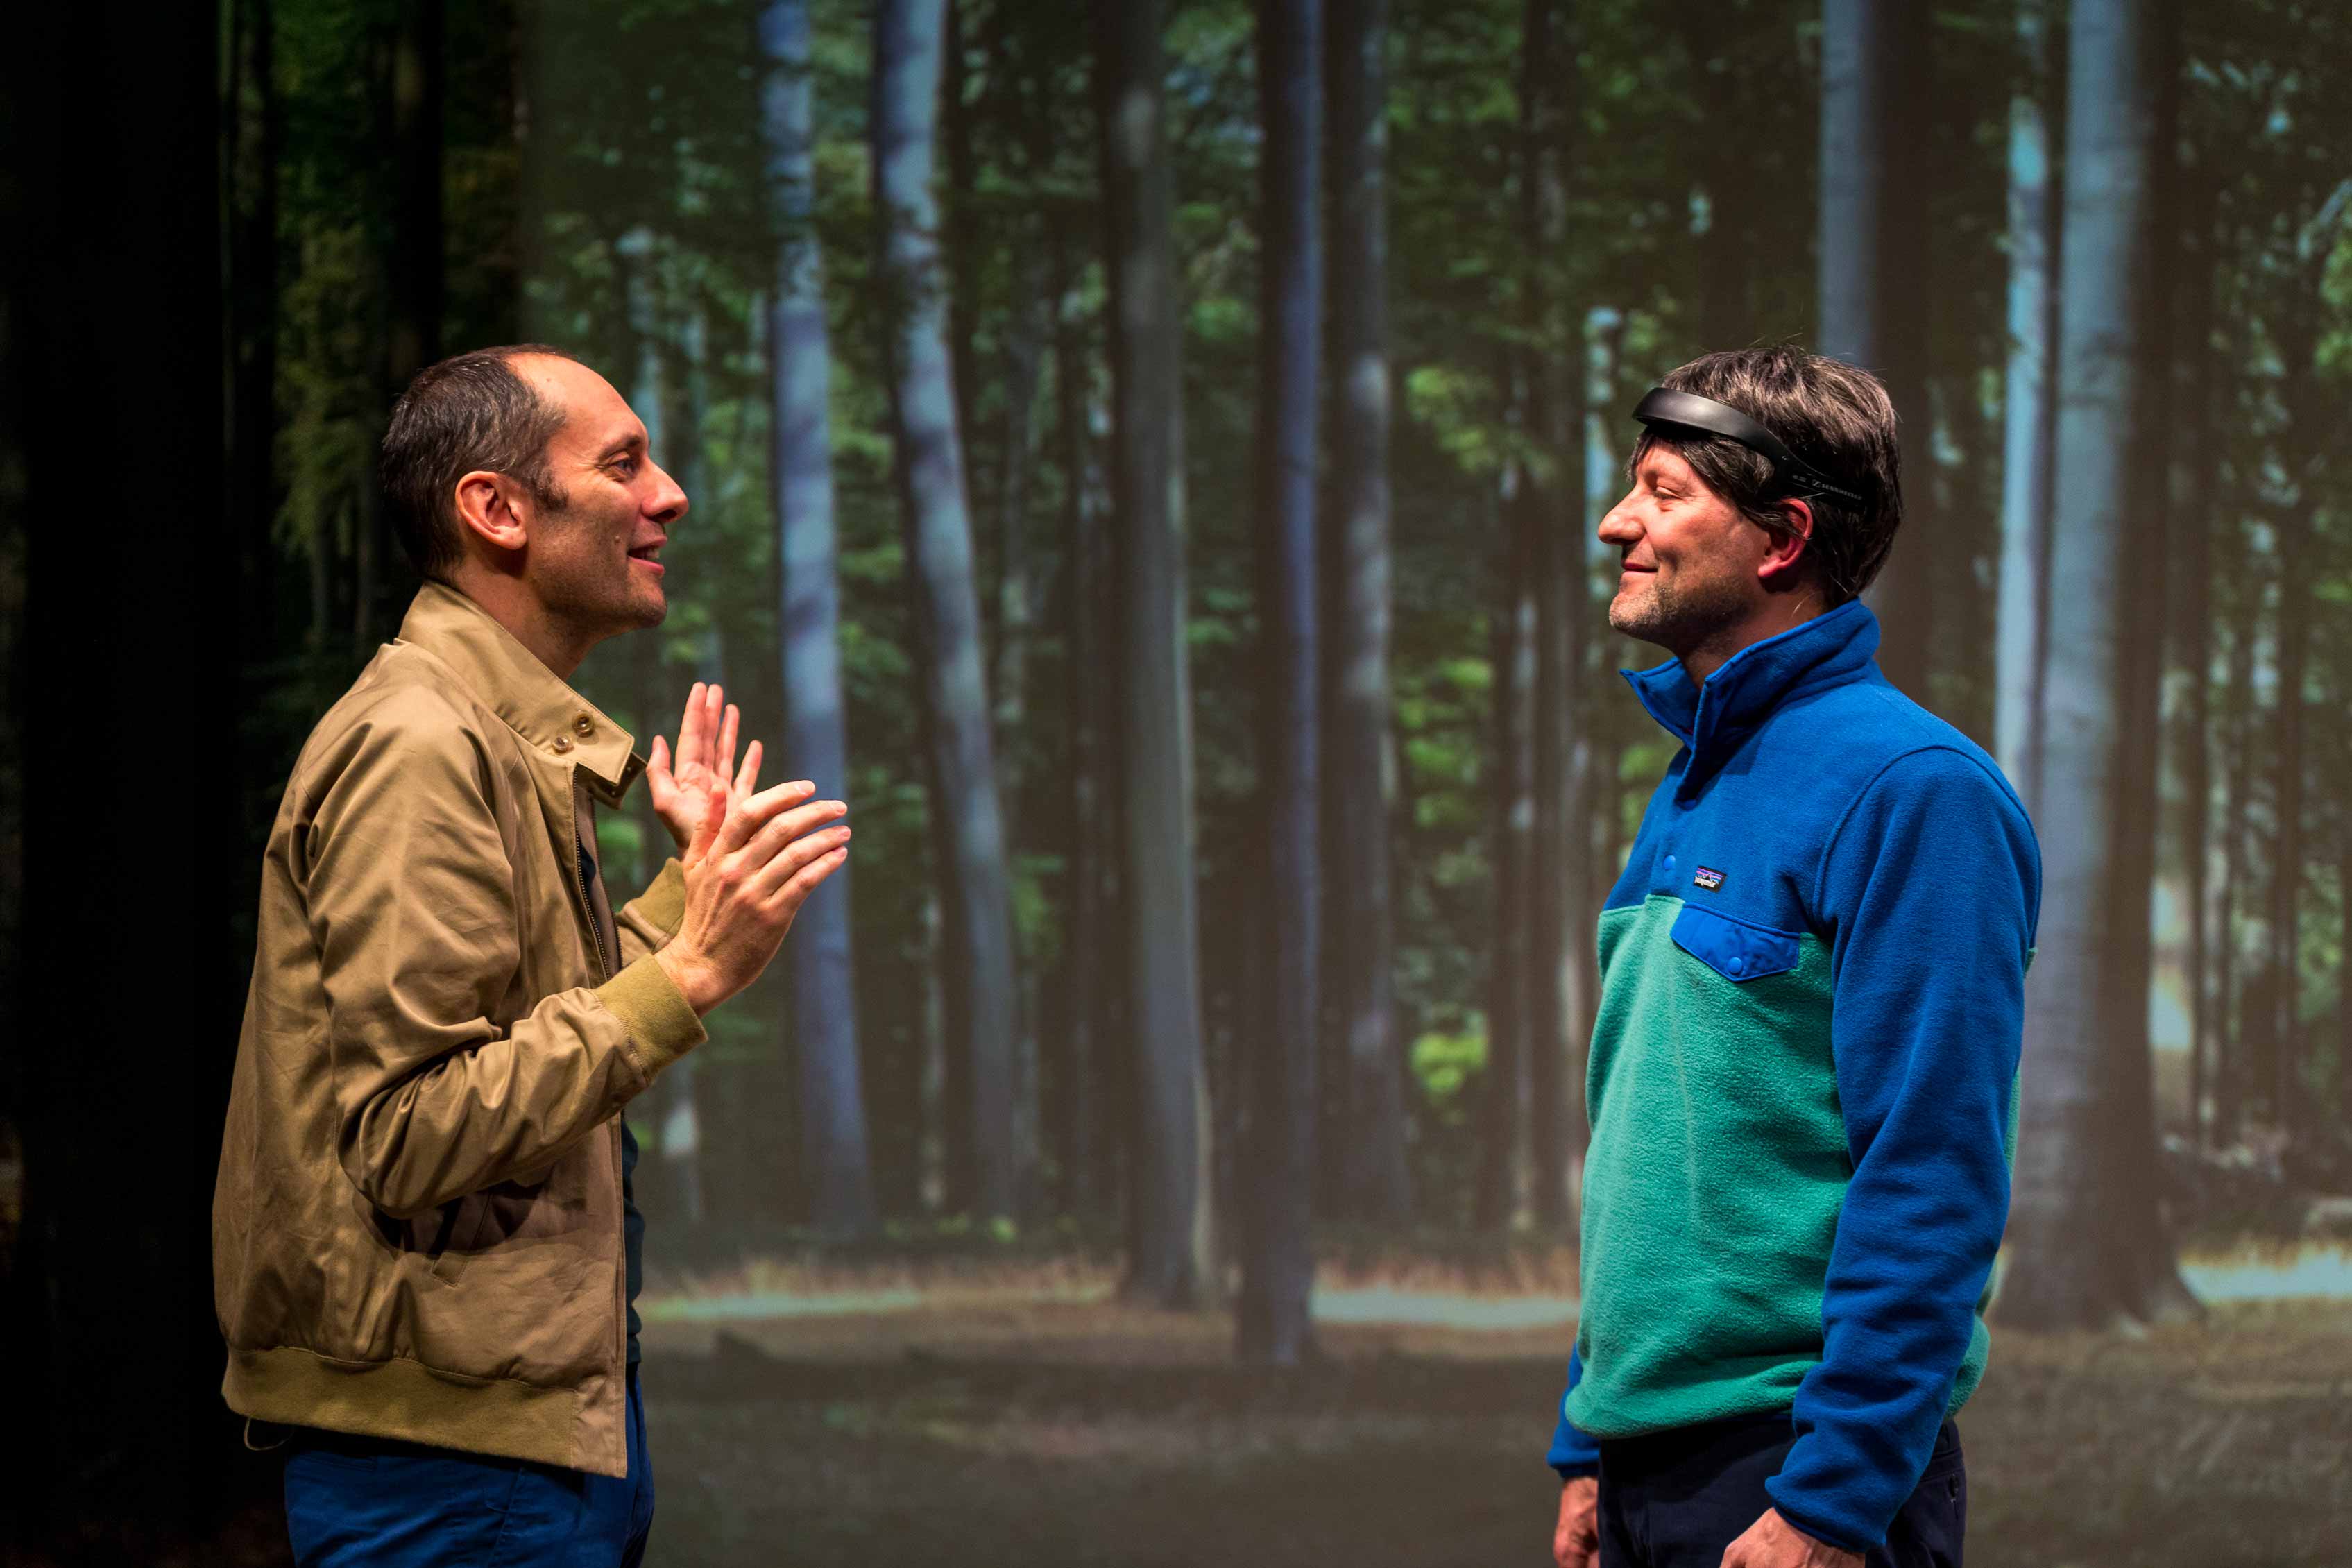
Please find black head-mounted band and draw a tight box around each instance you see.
[1631,387,1865,505]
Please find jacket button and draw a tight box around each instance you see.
[1663,855,1677,873]
[1729,956,1746,974]
[553,735,574,754]
[575,715,595,736]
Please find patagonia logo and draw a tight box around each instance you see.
[1692,866,1725,890]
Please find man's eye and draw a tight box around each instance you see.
[612,457,638,477]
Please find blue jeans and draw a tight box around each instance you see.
[282,1372,655,1567]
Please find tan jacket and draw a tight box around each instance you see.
[213,582,706,1478]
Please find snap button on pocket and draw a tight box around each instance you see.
[1669,903,1800,983]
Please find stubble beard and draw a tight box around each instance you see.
[1608,567,1750,657]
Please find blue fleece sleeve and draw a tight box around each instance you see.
[1547,1345,1602,1478]
[1766,747,2038,1551]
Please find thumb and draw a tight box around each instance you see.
[682,784,726,871]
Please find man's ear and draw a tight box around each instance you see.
[1758,496,1814,582]
[451,470,529,559]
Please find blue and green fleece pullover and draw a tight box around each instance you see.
[1545,598,2040,1553]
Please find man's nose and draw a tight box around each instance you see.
[1596,494,1639,544]
[647,462,688,525]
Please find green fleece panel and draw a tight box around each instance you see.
[1568,894,1996,1438]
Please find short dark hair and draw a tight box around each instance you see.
[380,345,579,581]
[1631,346,1902,604]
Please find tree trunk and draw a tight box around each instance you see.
[1099,0,1216,1304]
[1050,214,1113,1219]
[1478,457,1537,1233]
[760,1,879,1234]
[2266,291,2319,1136]
[874,0,1020,1224]
[1993,0,2059,813]
[364,0,442,652]
[2001,0,2197,1331]
[1237,0,1324,1367]
[1522,0,1589,1236]
[1320,0,1408,1227]
[2167,162,2218,1146]
[2213,573,2255,1145]
[1817,0,1933,700]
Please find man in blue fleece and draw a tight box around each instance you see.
[1545,347,2039,1568]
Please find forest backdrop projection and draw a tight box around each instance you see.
[6,0,2352,1563]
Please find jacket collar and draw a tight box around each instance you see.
[394,581,647,806]
[1622,598,1882,795]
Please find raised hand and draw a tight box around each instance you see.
[645,681,764,853]
[654,781,851,1016]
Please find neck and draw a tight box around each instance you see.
[1674,588,1825,685]
[444,567,595,679]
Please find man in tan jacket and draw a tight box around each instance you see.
[213,345,847,1566]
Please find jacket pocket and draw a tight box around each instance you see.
[1669,903,1800,982]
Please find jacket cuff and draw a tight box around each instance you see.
[629,858,688,936]
[597,953,706,1082]
[1762,1482,1870,1556]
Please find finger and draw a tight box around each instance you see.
[647,733,672,784]
[701,683,724,769]
[718,781,822,851]
[676,681,708,770]
[749,823,851,897]
[735,797,849,867]
[760,844,851,916]
[715,704,740,787]
[734,740,764,802]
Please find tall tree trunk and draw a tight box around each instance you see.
[1478,458,1537,1232]
[994,196,1051,1220]
[2213,574,2256,1145]
[2167,162,2218,1146]
[2265,266,2324,1136]
[1050,214,1111,1218]
[1522,0,1589,1236]
[363,0,442,653]
[1584,305,1631,934]
[1994,0,2059,813]
[874,0,1019,1224]
[1321,0,1408,1226]
[944,0,983,540]
[1817,0,1933,700]
[760,6,879,1234]
[2002,0,2197,1331]
[1238,0,1324,1367]
[1099,0,1216,1304]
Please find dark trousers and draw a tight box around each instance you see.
[282,1370,655,1567]
[1596,1413,1965,1568]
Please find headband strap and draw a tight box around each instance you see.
[1631,387,1866,505]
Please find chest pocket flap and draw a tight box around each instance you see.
[1670,903,1800,982]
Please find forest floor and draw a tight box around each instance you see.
[160,1259,2352,1567]
[624,1280,2352,1568]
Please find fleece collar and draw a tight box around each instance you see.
[393,581,647,806]
[1621,598,1882,799]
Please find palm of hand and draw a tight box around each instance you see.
[644,681,762,851]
